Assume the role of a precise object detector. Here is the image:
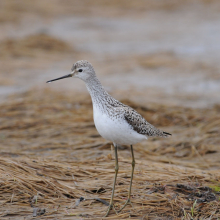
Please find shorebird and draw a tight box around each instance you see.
[46,60,171,216]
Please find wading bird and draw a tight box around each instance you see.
[47,60,171,216]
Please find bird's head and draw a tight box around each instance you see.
[46,60,95,83]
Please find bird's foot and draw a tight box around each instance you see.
[104,203,118,217]
[118,198,133,212]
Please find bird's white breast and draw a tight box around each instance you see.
[93,105,147,145]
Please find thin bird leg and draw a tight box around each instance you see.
[105,144,119,217]
[118,145,135,212]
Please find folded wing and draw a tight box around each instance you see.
[123,107,171,137]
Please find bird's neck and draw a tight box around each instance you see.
[85,76,112,107]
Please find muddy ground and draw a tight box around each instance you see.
[0,0,220,219]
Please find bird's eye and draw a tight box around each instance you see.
[78,69,83,72]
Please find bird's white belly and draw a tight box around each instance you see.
[93,107,147,145]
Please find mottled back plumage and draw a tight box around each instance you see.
[103,101,171,138]
[123,107,170,137]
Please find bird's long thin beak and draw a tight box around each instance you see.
[46,73,73,83]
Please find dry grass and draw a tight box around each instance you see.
[0,33,78,79]
[1,0,220,23]
[0,34,74,59]
[0,89,219,219]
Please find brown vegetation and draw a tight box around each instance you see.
[1,0,220,24]
[0,34,74,58]
[0,89,219,219]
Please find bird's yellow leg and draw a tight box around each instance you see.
[105,144,119,217]
[118,145,135,212]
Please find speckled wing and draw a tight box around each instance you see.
[122,107,171,137]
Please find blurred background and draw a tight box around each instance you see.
[1,0,220,107]
[0,1,220,218]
